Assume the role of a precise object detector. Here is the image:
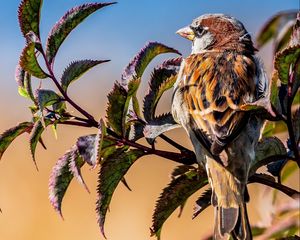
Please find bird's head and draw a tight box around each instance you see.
[176,14,256,54]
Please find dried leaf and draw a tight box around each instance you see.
[143,113,180,144]
[143,57,182,122]
[256,10,298,48]
[61,59,110,91]
[151,168,208,239]
[289,13,300,47]
[18,0,42,38]
[96,149,145,237]
[45,2,115,65]
[192,188,212,219]
[49,145,85,217]
[0,122,33,160]
[121,42,181,88]
[19,42,48,79]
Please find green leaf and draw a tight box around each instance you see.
[143,57,182,122]
[76,134,118,166]
[275,45,300,84]
[171,165,197,179]
[45,2,115,66]
[281,161,298,182]
[96,149,145,237]
[192,188,212,219]
[151,168,208,239]
[19,42,48,79]
[49,145,85,217]
[256,10,298,48]
[106,82,128,136]
[121,42,181,87]
[36,89,62,111]
[15,65,36,103]
[144,113,180,144]
[289,13,300,47]
[275,20,295,52]
[18,0,42,38]
[94,119,106,166]
[0,122,33,160]
[61,59,110,91]
[250,137,287,175]
[68,147,88,192]
[29,120,47,168]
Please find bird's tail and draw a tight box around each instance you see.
[206,159,252,240]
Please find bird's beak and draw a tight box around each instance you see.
[176,26,195,41]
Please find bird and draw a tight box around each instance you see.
[171,14,269,240]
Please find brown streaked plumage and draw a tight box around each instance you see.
[172,14,269,240]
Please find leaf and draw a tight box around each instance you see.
[76,134,118,166]
[18,0,42,38]
[151,168,208,239]
[45,2,115,66]
[171,165,197,179]
[250,137,287,175]
[36,89,62,111]
[121,42,181,88]
[275,20,295,52]
[20,43,48,79]
[68,146,89,192]
[143,113,180,144]
[143,57,182,122]
[126,120,144,141]
[256,10,298,48]
[94,119,106,166]
[49,145,85,217]
[281,161,298,182]
[96,149,145,237]
[61,60,110,91]
[275,45,300,84]
[292,109,300,144]
[0,122,33,160]
[29,120,46,168]
[106,82,128,136]
[192,188,212,219]
[289,13,300,47]
[76,134,97,166]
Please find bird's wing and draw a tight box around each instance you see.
[180,52,257,155]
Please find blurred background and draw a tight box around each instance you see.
[0,0,298,239]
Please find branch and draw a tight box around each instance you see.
[250,154,290,175]
[106,128,197,165]
[40,49,99,127]
[249,174,300,198]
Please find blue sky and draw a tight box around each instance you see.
[0,0,297,122]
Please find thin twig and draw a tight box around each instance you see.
[40,49,99,127]
[249,174,300,198]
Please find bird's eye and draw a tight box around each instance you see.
[190,25,205,36]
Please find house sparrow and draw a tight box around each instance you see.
[172,14,269,240]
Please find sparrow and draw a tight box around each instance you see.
[172,14,269,240]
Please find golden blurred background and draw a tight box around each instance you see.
[0,0,299,239]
